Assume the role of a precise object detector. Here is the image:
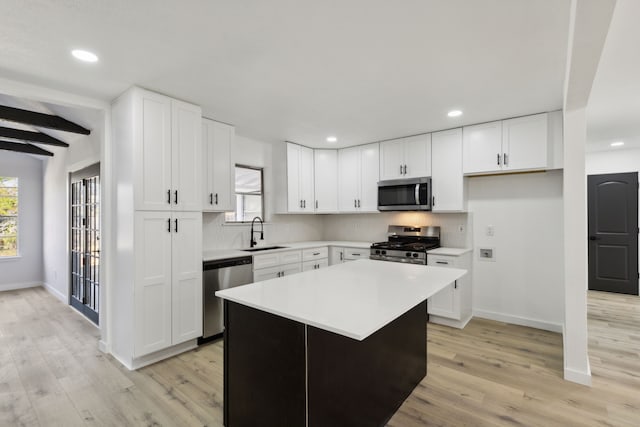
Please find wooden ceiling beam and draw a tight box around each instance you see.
[0,105,90,135]
[0,126,69,147]
[0,140,54,156]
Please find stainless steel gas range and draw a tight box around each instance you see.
[370,225,440,265]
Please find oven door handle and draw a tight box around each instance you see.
[415,184,420,205]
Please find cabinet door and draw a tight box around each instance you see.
[432,128,465,212]
[329,247,345,265]
[281,263,302,277]
[287,143,302,212]
[299,146,315,212]
[203,119,234,212]
[379,139,405,180]
[462,121,503,174]
[134,212,173,357]
[338,146,360,212]
[359,143,380,211]
[314,150,338,212]
[404,134,432,178]
[427,283,459,319]
[171,100,202,211]
[171,212,203,344]
[135,91,172,211]
[502,113,548,172]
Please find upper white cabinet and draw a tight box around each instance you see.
[431,128,466,212]
[314,150,338,212]
[462,113,550,175]
[130,89,202,211]
[287,143,315,212]
[380,134,431,180]
[202,119,234,212]
[338,143,380,212]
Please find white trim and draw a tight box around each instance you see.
[67,157,101,174]
[564,366,592,386]
[111,340,198,371]
[98,340,109,354]
[0,281,41,292]
[473,309,563,333]
[43,282,67,303]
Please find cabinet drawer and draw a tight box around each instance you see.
[253,262,302,281]
[253,250,302,270]
[343,248,368,260]
[302,259,329,271]
[428,255,458,267]
[302,247,328,261]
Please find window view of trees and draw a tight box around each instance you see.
[0,177,18,257]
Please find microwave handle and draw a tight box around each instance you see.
[415,184,420,205]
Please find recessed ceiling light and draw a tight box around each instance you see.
[71,49,99,63]
[447,110,462,118]
[326,136,337,143]
[610,141,624,147]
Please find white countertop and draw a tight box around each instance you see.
[203,241,372,261]
[216,259,466,341]
[427,247,472,256]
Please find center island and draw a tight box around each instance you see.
[216,258,467,427]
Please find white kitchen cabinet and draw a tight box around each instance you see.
[302,259,329,271]
[287,143,315,212]
[202,118,234,212]
[129,88,202,211]
[134,211,203,358]
[253,249,304,281]
[431,128,466,212]
[253,262,303,281]
[112,87,203,369]
[302,247,329,262]
[338,143,380,212]
[462,113,550,175]
[314,150,338,212]
[427,251,472,329]
[329,246,370,265]
[380,134,431,180]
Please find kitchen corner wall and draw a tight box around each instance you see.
[467,170,564,331]
[203,135,323,250]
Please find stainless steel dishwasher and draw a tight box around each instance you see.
[201,255,253,341]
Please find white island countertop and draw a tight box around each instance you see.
[216,259,466,341]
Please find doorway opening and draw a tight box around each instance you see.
[70,163,100,324]
[587,172,639,295]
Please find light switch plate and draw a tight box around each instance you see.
[479,247,496,261]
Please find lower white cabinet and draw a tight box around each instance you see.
[427,251,472,329]
[253,263,302,281]
[302,259,329,271]
[329,246,369,265]
[134,211,203,358]
[252,247,330,281]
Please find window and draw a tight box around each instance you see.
[225,165,263,222]
[0,177,18,257]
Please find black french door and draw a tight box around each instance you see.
[70,172,100,324]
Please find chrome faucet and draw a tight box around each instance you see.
[250,216,264,247]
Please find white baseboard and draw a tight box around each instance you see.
[98,340,109,354]
[0,281,42,292]
[564,366,592,386]
[473,309,563,333]
[42,282,67,303]
[111,340,198,371]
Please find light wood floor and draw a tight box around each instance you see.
[1,287,638,426]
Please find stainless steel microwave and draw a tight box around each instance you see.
[377,177,432,211]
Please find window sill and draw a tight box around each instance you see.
[0,255,21,262]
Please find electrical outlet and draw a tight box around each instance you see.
[479,248,495,261]
[486,225,495,236]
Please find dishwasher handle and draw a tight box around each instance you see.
[203,256,253,271]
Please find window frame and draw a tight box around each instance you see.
[0,176,19,258]
[225,164,265,223]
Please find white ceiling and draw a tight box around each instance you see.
[0,0,570,148]
[587,0,640,153]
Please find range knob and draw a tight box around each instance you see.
[406,252,412,257]
[381,250,386,255]
[375,250,381,255]
[412,253,419,258]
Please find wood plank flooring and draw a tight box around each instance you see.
[0,287,638,426]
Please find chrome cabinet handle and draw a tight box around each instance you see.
[497,153,501,166]
[400,165,403,175]
[340,252,344,261]
[503,153,508,166]
[215,193,218,205]
[354,199,357,208]
[403,164,407,175]
[436,261,449,265]
[357,199,361,208]
[174,190,178,204]
[167,189,171,204]
[432,196,435,206]
[174,218,178,233]
[167,218,171,232]
[315,200,318,209]
[209,193,213,205]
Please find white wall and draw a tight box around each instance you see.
[467,170,565,332]
[0,151,43,290]
[41,108,104,302]
[203,135,323,250]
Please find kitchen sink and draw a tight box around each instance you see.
[242,246,288,252]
